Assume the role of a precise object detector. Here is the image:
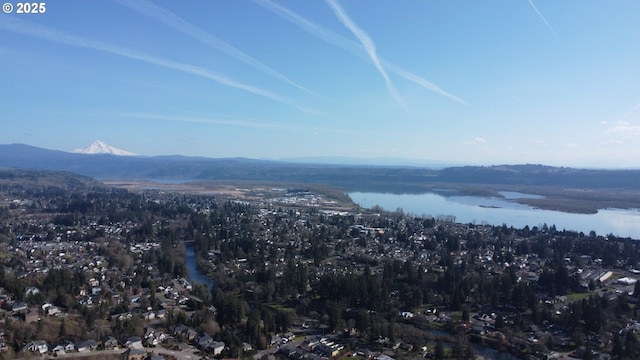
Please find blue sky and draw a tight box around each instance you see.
[2,0,640,167]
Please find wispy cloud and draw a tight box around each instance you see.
[623,101,640,118]
[253,0,467,105]
[511,95,529,107]
[119,112,339,132]
[324,0,406,110]
[384,63,467,105]
[0,16,316,114]
[0,45,24,57]
[112,0,317,96]
[254,0,361,56]
[121,112,291,129]
[527,0,559,39]
[608,122,640,139]
[463,137,488,145]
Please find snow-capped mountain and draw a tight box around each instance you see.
[73,140,138,156]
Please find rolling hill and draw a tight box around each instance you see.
[1,143,639,192]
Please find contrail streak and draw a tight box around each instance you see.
[623,101,640,118]
[122,112,292,129]
[0,16,317,114]
[511,95,529,107]
[253,0,467,105]
[120,112,338,132]
[254,0,361,56]
[527,0,559,39]
[324,0,406,110]
[112,0,318,96]
[385,63,468,105]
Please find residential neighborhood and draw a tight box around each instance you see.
[0,172,640,359]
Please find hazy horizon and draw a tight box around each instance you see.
[6,141,640,171]
[2,1,640,168]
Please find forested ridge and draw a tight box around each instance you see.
[3,144,640,191]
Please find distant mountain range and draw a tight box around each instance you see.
[278,156,462,169]
[1,143,640,192]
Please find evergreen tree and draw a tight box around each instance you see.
[461,307,470,322]
[434,339,445,360]
[59,318,66,338]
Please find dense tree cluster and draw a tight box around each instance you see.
[2,172,640,358]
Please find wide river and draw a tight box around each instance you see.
[349,191,640,239]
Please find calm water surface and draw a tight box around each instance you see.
[185,244,214,288]
[349,192,640,239]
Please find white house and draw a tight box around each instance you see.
[210,341,225,356]
[618,277,637,286]
[52,341,75,353]
[123,336,143,349]
[76,339,98,352]
[25,287,40,297]
[24,340,48,354]
[400,311,414,319]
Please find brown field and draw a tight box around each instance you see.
[105,180,640,215]
[105,180,355,207]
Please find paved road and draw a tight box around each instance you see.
[149,347,200,360]
[45,346,200,360]
[253,338,306,360]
